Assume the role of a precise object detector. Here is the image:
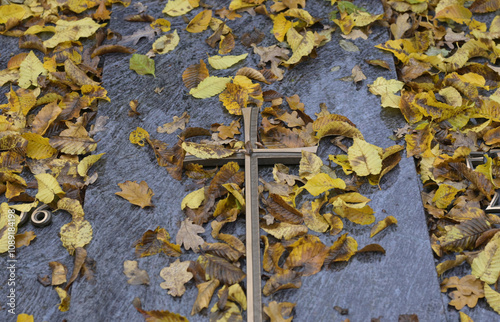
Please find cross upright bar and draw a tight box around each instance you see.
[183,107,317,321]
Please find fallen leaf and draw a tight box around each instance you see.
[115,180,154,208]
[264,301,295,322]
[18,51,47,89]
[123,260,150,285]
[348,138,383,176]
[176,219,205,252]
[208,53,248,70]
[129,54,155,77]
[368,77,404,108]
[370,216,398,238]
[163,0,199,16]
[54,287,71,312]
[187,10,212,33]
[15,231,36,248]
[152,30,180,54]
[49,261,68,285]
[60,218,93,255]
[189,76,231,99]
[134,226,182,257]
[160,259,194,296]
[191,279,220,315]
[182,59,209,90]
[198,254,245,285]
[471,232,500,284]
[157,112,190,134]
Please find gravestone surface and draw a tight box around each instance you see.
[0,0,472,321]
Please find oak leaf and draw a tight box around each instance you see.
[160,259,193,296]
[157,112,190,134]
[115,180,154,208]
[441,275,484,310]
[176,219,205,252]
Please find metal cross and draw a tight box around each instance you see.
[184,107,317,321]
[466,149,500,213]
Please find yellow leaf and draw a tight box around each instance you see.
[264,301,295,322]
[150,18,171,32]
[186,10,212,33]
[271,13,292,42]
[35,173,64,204]
[472,233,500,284]
[284,8,316,26]
[0,4,26,24]
[433,184,462,209]
[229,0,257,10]
[43,17,104,48]
[299,150,323,180]
[351,11,383,27]
[55,287,71,312]
[208,53,248,70]
[219,75,263,115]
[262,222,308,240]
[284,30,315,65]
[329,154,353,174]
[435,4,472,24]
[0,203,19,253]
[0,69,19,87]
[116,180,154,208]
[18,51,47,89]
[24,25,56,35]
[459,312,474,322]
[181,187,205,210]
[16,314,34,322]
[60,218,93,255]
[22,132,57,159]
[163,0,199,16]
[77,153,105,177]
[182,142,235,159]
[189,76,231,98]
[370,216,398,238]
[302,173,346,196]
[301,197,330,233]
[152,30,180,54]
[332,198,375,225]
[368,77,404,108]
[57,198,85,220]
[348,138,383,176]
[129,127,150,146]
[484,283,500,314]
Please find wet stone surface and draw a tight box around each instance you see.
[0,0,485,321]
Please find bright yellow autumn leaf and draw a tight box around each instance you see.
[77,153,105,177]
[16,313,34,322]
[35,173,64,204]
[181,187,205,210]
[43,17,104,48]
[163,0,199,16]
[0,4,27,24]
[189,76,231,98]
[370,216,398,238]
[284,30,315,65]
[472,233,500,284]
[18,51,47,89]
[129,127,150,146]
[22,132,57,159]
[432,184,462,209]
[186,10,212,33]
[55,287,71,311]
[485,283,500,314]
[348,138,383,176]
[182,142,235,159]
[299,150,323,180]
[208,53,248,70]
[153,30,180,54]
[368,77,404,108]
[60,218,93,255]
[271,13,292,42]
[0,203,19,254]
[302,173,346,196]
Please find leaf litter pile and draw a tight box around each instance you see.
[0,0,499,321]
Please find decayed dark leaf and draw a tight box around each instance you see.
[450,162,495,201]
[134,226,182,258]
[91,45,136,58]
[182,59,209,90]
[19,35,47,54]
[125,13,155,22]
[267,193,304,224]
[441,217,492,252]
[198,254,245,285]
[241,28,265,47]
[469,0,500,13]
[263,269,302,296]
[206,22,225,48]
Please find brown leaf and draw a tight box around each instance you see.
[357,243,386,254]
[365,59,391,70]
[241,28,265,47]
[66,247,87,289]
[284,235,328,276]
[123,260,150,285]
[115,180,154,208]
[216,120,241,140]
[157,111,190,134]
[263,269,302,296]
[201,242,243,262]
[64,59,99,87]
[325,233,358,264]
[15,231,36,248]
[199,254,245,285]
[469,0,500,13]
[125,14,155,22]
[191,279,220,315]
[441,217,492,252]
[92,0,111,21]
[182,59,209,90]
[32,101,62,135]
[19,35,47,54]
[263,301,295,322]
[441,275,484,310]
[49,136,97,155]
[133,297,189,321]
[262,235,286,273]
[49,261,68,286]
[176,219,205,252]
[134,226,182,258]
[267,193,304,224]
[219,32,235,55]
[451,162,495,201]
[236,67,269,84]
[206,22,225,48]
[91,45,135,58]
[7,53,29,69]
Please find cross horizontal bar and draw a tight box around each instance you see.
[183,146,318,167]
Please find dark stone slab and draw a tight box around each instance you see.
[0,1,451,321]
